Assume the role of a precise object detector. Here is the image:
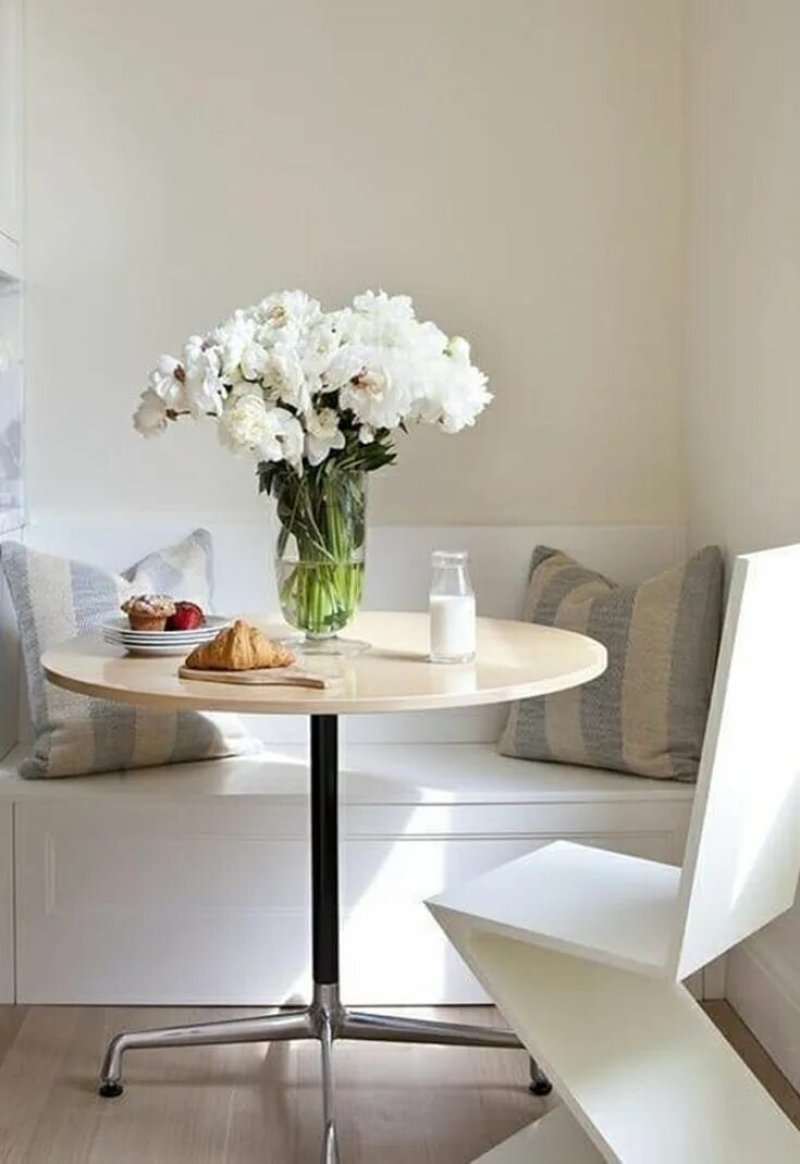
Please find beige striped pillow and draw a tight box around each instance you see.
[499,545,723,781]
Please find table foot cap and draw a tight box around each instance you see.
[98,1082,124,1099]
[529,1078,553,1096]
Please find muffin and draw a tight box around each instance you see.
[121,594,176,632]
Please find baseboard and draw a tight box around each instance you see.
[726,936,800,1093]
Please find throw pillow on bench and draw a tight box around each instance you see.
[0,528,259,778]
[500,544,723,781]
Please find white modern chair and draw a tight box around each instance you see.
[428,545,800,1162]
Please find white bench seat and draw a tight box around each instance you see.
[0,742,697,803]
[0,743,694,1006]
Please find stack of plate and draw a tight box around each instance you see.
[101,616,231,657]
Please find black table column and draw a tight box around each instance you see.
[310,715,340,986]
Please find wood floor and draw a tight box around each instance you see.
[0,1002,794,1162]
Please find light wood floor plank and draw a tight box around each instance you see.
[0,1003,792,1162]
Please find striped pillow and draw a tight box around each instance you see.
[499,545,723,781]
[1,529,259,778]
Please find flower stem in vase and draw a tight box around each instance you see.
[272,468,367,653]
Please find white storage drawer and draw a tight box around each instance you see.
[15,799,312,1005]
[13,763,693,1005]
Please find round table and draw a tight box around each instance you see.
[43,611,606,1163]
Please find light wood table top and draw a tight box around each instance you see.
[42,611,606,717]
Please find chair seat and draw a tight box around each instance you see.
[429,840,680,976]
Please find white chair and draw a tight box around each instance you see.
[428,545,800,1162]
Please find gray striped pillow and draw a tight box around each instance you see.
[1,529,259,778]
[499,545,723,781]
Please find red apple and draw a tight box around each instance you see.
[166,601,206,631]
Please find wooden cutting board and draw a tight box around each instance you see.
[178,666,329,690]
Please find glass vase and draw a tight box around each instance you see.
[273,469,368,654]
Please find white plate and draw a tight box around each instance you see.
[103,629,219,646]
[101,615,230,642]
[105,641,196,658]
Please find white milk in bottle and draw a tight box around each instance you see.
[429,551,476,663]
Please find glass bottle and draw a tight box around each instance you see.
[429,551,477,663]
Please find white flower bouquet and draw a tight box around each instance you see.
[134,290,491,643]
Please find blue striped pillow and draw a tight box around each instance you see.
[1,529,259,778]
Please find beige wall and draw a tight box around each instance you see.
[686,0,800,553]
[686,0,800,1088]
[24,0,686,524]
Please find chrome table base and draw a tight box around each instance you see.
[99,984,550,1162]
[97,716,551,1162]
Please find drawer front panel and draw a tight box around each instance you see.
[15,799,691,1004]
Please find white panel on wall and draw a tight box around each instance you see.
[0,0,22,534]
[0,0,21,246]
[0,529,20,760]
[0,280,23,532]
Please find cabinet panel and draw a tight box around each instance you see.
[15,796,691,1006]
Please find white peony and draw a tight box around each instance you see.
[267,342,312,414]
[411,353,492,433]
[318,338,368,394]
[221,393,272,451]
[349,291,416,345]
[133,388,170,437]
[261,407,305,468]
[257,290,322,341]
[182,336,225,419]
[305,408,345,467]
[211,310,258,381]
[339,343,423,431]
[148,355,187,411]
[239,340,270,382]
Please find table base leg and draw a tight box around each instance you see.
[339,1008,552,1096]
[98,983,551,1098]
[98,1006,315,1096]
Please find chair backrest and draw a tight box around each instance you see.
[670,545,800,981]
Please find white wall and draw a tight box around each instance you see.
[23,0,686,526]
[686,0,800,1089]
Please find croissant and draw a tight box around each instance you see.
[185,620,295,671]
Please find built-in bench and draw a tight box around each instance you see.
[0,519,700,1006]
